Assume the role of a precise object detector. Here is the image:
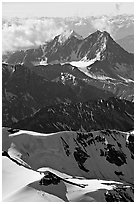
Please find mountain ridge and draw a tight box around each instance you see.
[2,29,134,85]
[2,61,134,127]
[11,97,134,134]
[2,127,134,184]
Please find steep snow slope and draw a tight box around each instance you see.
[2,156,43,199]
[2,128,134,185]
[2,156,64,202]
[3,156,133,202]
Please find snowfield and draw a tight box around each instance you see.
[2,127,134,202]
[2,156,133,202]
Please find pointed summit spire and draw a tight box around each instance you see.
[57,29,83,44]
[95,30,102,34]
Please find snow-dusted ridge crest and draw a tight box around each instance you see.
[2,127,134,185]
[7,128,133,138]
[57,29,83,43]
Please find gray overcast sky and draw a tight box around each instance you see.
[2,2,134,18]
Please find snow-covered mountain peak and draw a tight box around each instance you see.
[3,30,133,82]
[58,29,83,44]
[101,30,111,37]
[87,30,111,43]
[93,30,102,35]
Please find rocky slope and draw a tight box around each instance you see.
[2,59,134,127]
[11,97,133,133]
[3,62,119,126]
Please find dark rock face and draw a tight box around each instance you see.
[61,137,70,156]
[106,147,127,166]
[105,186,134,202]
[39,172,60,186]
[7,128,19,134]
[43,33,83,63]
[76,132,91,147]
[74,147,90,172]
[114,171,124,176]
[2,151,9,157]
[126,133,134,159]
[12,97,133,134]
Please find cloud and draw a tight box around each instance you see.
[92,16,115,37]
[2,18,67,54]
[115,3,121,12]
[75,20,86,26]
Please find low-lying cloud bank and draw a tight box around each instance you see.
[92,17,115,36]
[2,15,133,54]
[2,17,114,54]
[2,18,67,54]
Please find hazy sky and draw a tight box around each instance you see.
[2,2,134,18]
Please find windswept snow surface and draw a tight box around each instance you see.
[2,128,134,183]
[70,54,100,68]
[2,127,134,201]
[2,157,64,202]
[2,156,133,202]
[70,58,96,68]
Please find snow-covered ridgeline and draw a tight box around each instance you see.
[2,128,134,185]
